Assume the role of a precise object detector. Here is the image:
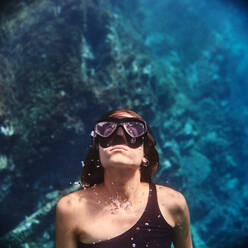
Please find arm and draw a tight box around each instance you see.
[56,197,78,248]
[172,194,193,248]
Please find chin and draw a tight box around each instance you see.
[101,153,140,169]
[108,160,140,169]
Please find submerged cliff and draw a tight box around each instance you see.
[0,0,247,247]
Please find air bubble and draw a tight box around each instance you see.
[131,237,134,241]
[132,243,136,247]
[145,222,149,226]
[143,162,148,167]
[147,228,151,232]
[83,183,90,188]
[70,181,81,185]
[135,227,140,231]
[120,200,132,208]
[81,161,85,167]
[157,215,161,218]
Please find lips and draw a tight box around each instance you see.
[110,145,128,151]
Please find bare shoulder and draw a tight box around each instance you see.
[156,184,186,205]
[56,188,90,216]
[156,184,189,223]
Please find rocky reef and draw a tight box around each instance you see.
[0,0,247,247]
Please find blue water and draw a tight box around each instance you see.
[0,0,247,247]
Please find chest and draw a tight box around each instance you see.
[78,208,143,243]
[77,207,173,248]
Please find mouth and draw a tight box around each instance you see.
[110,145,128,152]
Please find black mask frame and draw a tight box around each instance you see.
[91,117,148,148]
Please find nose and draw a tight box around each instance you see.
[110,125,127,146]
[115,125,125,136]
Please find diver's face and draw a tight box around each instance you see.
[98,113,146,169]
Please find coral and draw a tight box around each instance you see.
[0,55,16,123]
[0,155,8,170]
[0,1,247,248]
[0,185,79,247]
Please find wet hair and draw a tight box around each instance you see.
[81,109,159,187]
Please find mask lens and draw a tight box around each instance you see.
[95,121,117,137]
[94,118,147,148]
[124,122,145,137]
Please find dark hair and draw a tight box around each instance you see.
[81,109,159,187]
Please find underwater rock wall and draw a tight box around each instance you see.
[0,1,162,246]
[0,0,247,247]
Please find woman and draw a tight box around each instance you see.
[56,109,193,248]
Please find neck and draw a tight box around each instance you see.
[103,167,141,203]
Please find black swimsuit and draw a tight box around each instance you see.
[78,183,173,248]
